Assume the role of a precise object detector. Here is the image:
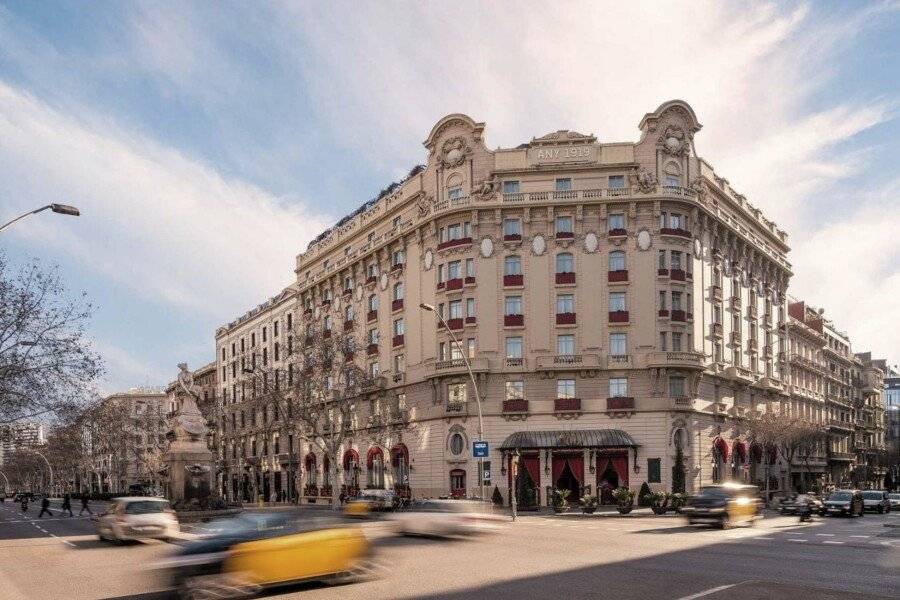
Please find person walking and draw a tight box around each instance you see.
[60,493,73,517]
[38,496,53,518]
[78,495,93,516]
[21,497,28,514]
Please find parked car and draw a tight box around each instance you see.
[155,514,373,599]
[391,499,505,538]
[861,490,891,514]
[344,489,398,518]
[888,493,900,510]
[682,483,762,529]
[96,497,179,542]
[823,490,864,517]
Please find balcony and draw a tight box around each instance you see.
[446,317,464,331]
[321,298,332,308]
[555,231,575,240]
[343,319,354,332]
[445,278,464,292]
[390,262,404,273]
[366,343,379,356]
[608,270,629,283]
[392,334,404,348]
[556,312,577,325]
[367,309,378,323]
[607,354,631,367]
[829,419,853,432]
[671,397,694,410]
[711,322,723,337]
[554,397,581,412]
[392,299,404,312]
[504,314,524,327]
[660,227,692,239]
[502,399,529,413]
[366,275,378,286]
[658,309,670,318]
[609,310,629,323]
[437,237,473,251]
[446,401,466,413]
[670,269,686,282]
[342,288,353,299]
[503,274,524,287]
[556,272,576,285]
[712,285,723,302]
[646,351,705,370]
[671,309,686,322]
[503,233,522,242]
[608,228,627,237]
[431,357,489,378]
[464,276,476,286]
[828,452,854,462]
[505,357,525,368]
[606,396,635,411]
[535,354,601,372]
[730,296,742,310]
[465,316,477,325]
[657,268,669,277]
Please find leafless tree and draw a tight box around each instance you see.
[744,410,828,496]
[0,254,103,423]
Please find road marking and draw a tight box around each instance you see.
[787,539,807,542]
[754,536,775,540]
[849,535,870,538]
[815,533,835,536]
[675,583,741,600]
[822,541,844,545]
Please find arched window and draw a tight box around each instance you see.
[367,447,385,488]
[391,443,410,488]
[305,453,317,486]
[556,253,574,274]
[343,449,360,488]
[609,251,626,272]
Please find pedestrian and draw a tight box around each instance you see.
[38,496,53,518]
[78,495,93,516]
[61,493,73,517]
[21,497,28,513]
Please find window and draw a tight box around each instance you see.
[557,334,575,355]
[466,298,475,317]
[506,380,524,400]
[262,348,268,366]
[503,218,521,237]
[609,377,628,397]
[449,432,465,455]
[555,178,572,191]
[450,341,463,360]
[610,333,627,355]
[557,379,575,399]
[392,215,401,229]
[393,282,404,301]
[555,215,573,234]
[394,354,405,372]
[502,180,520,194]
[671,251,682,270]
[447,260,461,280]
[659,291,667,310]
[665,175,680,187]
[466,338,476,358]
[286,313,292,330]
[608,175,625,189]
[368,328,379,344]
[504,255,522,276]
[369,362,380,376]
[647,458,661,483]
[392,249,405,266]
[556,294,574,314]
[448,383,467,404]
[506,336,523,358]
[251,332,256,347]
[609,292,626,312]
[658,250,666,269]
[669,213,683,229]
[274,342,280,361]
[659,332,667,351]
[274,321,279,338]
[449,299,462,319]
[437,264,445,282]
[448,186,462,200]
[344,305,354,322]
[672,332,683,352]
[556,253,574,273]
[465,258,474,278]
[671,291,682,310]
[669,375,686,397]
[367,262,378,278]
[447,223,462,241]
[505,296,522,316]
[368,294,378,312]
[393,319,404,336]
[609,251,625,271]
[608,213,625,230]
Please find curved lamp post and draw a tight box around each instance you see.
[0,470,9,494]
[0,203,80,233]
[420,303,486,504]
[25,448,54,495]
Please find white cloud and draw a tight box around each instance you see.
[0,82,328,321]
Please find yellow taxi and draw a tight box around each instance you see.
[682,483,762,529]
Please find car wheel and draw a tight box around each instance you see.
[879,507,884,514]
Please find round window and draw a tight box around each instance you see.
[449,433,464,455]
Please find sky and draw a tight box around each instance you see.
[0,1,898,392]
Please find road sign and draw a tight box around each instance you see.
[473,441,489,458]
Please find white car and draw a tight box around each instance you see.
[888,493,900,510]
[96,497,179,542]
[391,499,504,538]
[861,490,891,514]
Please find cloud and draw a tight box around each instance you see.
[0,81,329,321]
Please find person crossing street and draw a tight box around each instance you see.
[61,493,73,517]
[38,496,53,518]
[78,495,93,516]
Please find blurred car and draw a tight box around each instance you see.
[888,493,900,510]
[823,490,864,517]
[779,493,825,516]
[155,514,372,599]
[391,499,504,537]
[344,489,397,518]
[682,483,761,529]
[861,490,891,514]
[96,497,178,542]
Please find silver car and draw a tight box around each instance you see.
[861,490,891,514]
[888,493,900,510]
[96,497,179,542]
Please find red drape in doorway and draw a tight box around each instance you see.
[566,454,584,484]
[523,455,540,486]
[596,457,611,480]
[552,456,566,484]
[611,455,629,488]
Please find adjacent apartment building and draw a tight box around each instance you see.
[215,100,816,505]
[0,422,45,466]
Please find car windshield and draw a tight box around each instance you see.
[889,494,900,500]
[123,500,170,514]
[829,492,852,501]
[862,492,883,500]
[697,487,730,499]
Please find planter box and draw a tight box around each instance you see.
[609,310,629,323]
[608,270,629,282]
[391,299,404,312]
[367,310,378,322]
[392,334,404,347]
[446,278,464,291]
[446,318,464,330]
[437,237,473,250]
[606,396,635,410]
[367,343,379,356]
[504,314,524,327]
[608,228,627,237]
[554,397,581,412]
[503,274,524,287]
[556,272,576,285]
[660,227,691,238]
[556,312,577,325]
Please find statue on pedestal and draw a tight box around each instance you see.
[165,363,215,507]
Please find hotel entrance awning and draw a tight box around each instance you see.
[498,429,639,451]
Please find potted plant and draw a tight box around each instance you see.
[669,492,686,513]
[638,481,653,507]
[649,491,668,515]
[552,488,570,513]
[580,494,599,514]
[613,487,635,514]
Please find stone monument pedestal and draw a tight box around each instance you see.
[166,441,215,505]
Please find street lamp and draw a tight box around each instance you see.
[0,204,81,233]
[24,448,53,495]
[0,470,10,495]
[420,302,487,505]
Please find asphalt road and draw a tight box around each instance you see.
[0,499,898,600]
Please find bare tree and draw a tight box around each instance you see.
[744,410,828,496]
[0,254,104,423]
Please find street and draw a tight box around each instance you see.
[1,500,898,599]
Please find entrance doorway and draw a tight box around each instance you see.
[450,469,466,498]
[552,454,584,504]
[597,463,619,505]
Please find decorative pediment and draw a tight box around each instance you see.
[530,130,597,146]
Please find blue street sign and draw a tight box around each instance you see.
[473,441,489,458]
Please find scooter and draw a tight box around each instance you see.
[798,504,813,523]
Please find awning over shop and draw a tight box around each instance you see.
[498,429,639,451]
